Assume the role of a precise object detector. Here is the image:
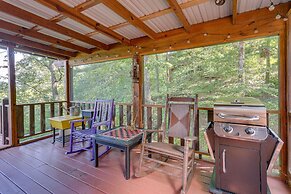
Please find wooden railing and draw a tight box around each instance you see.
[9,99,280,157]
[15,101,66,143]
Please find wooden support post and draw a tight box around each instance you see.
[286,10,291,185]
[132,54,144,128]
[65,61,72,109]
[7,45,17,146]
[279,31,288,181]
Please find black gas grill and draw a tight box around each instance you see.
[205,98,283,194]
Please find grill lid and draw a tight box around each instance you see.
[214,97,265,107]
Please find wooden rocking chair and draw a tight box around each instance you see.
[136,95,198,194]
[66,99,114,156]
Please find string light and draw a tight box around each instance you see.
[227,34,231,39]
[283,17,288,22]
[203,33,208,36]
[187,39,191,44]
[169,45,172,49]
[127,49,130,53]
[268,2,275,11]
[275,14,281,20]
[254,28,259,34]
[153,48,156,51]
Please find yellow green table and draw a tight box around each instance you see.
[49,115,82,147]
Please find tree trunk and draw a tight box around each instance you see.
[144,68,151,103]
[47,63,59,100]
[238,41,245,83]
[265,39,271,84]
[155,54,160,93]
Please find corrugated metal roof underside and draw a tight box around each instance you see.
[0,11,36,28]
[0,28,18,36]
[3,0,59,20]
[82,4,126,27]
[22,36,51,45]
[239,0,290,13]
[144,13,182,33]
[53,44,77,52]
[70,39,95,49]
[38,28,72,41]
[114,25,146,39]
[59,0,86,8]
[90,33,118,45]
[57,18,95,35]
[117,0,170,17]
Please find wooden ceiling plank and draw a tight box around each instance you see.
[0,20,92,54]
[167,0,191,32]
[99,0,158,40]
[75,0,102,12]
[105,0,208,32]
[0,31,76,57]
[232,0,238,25]
[0,1,109,50]
[35,0,131,45]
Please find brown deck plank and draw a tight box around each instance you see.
[0,172,25,194]
[0,158,51,194]
[0,138,289,194]
[12,145,129,194]
[30,139,182,194]
[0,150,77,194]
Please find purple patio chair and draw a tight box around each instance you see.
[66,99,114,157]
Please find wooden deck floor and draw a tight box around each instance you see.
[0,138,290,194]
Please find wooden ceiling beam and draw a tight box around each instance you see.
[105,0,209,31]
[232,0,238,24]
[75,0,102,12]
[69,2,291,65]
[99,0,158,39]
[0,1,109,50]
[0,19,92,54]
[0,31,76,57]
[35,0,131,46]
[0,41,68,59]
[166,0,191,32]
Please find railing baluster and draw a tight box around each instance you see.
[146,107,152,129]
[40,103,46,133]
[58,102,63,116]
[127,105,131,126]
[29,105,35,135]
[157,107,162,129]
[50,103,55,118]
[119,105,124,126]
[16,105,24,139]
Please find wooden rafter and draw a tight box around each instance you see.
[0,41,68,59]
[102,0,208,31]
[0,20,92,54]
[167,0,191,32]
[232,0,238,24]
[0,1,109,50]
[35,0,131,46]
[0,31,76,57]
[70,2,291,65]
[99,0,158,40]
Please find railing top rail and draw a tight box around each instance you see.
[16,101,66,106]
[71,101,132,106]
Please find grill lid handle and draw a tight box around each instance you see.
[217,113,260,121]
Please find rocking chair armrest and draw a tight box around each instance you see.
[70,118,93,125]
[92,121,110,127]
[184,136,198,142]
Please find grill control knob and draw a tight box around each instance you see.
[245,127,255,135]
[223,126,233,133]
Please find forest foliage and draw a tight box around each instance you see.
[0,36,279,111]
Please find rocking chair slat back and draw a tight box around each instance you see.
[92,99,114,129]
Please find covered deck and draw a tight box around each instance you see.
[0,0,291,193]
[0,138,289,194]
